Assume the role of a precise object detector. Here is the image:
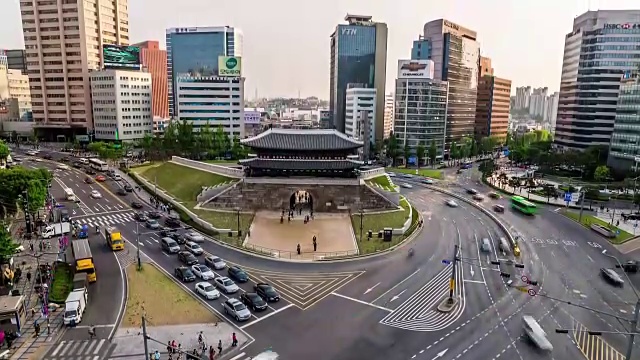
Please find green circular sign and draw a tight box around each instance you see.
[226,57,238,69]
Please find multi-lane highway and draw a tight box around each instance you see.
[15,148,640,360]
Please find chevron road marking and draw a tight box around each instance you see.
[573,320,625,360]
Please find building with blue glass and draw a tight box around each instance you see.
[329,15,388,141]
[555,10,640,151]
[166,26,243,117]
[607,71,640,172]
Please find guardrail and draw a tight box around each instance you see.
[359,167,386,180]
[171,156,244,178]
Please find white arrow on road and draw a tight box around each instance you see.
[470,266,474,277]
[431,349,448,359]
[364,283,380,295]
[390,289,407,302]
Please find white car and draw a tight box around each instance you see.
[184,232,205,243]
[191,264,215,280]
[57,164,69,170]
[214,276,239,294]
[400,183,413,189]
[446,199,458,207]
[195,281,220,300]
[90,190,102,199]
[205,255,226,270]
[185,241,204,255]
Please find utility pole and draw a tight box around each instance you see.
[626,299,640,359]
[142,316,150,360]
[578,189,586,223]
[135,221,141,270]
[448,244,459,300]
[359,208,364,241]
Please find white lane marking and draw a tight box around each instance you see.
[463,280,486,284]
[239,304,294,329]
[228,353,246,360]
[372,268,421,303]
[331,292,393,312]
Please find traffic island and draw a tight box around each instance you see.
[352,198,419,254]
[437,296,459,313]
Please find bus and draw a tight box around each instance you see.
[89,158,108,171]
[511,195,537,215]
[71,239,96,282]
[105,226,124,251]
[523,315,553,351]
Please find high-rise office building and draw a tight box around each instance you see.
[329,14,388,141]
[166,27,243,118]
[411,19,480,151]
[528,87,548,118]
[515,86,531,110]
[555,10,640,150]
[135,41,169,120]
[18,0,130,140]
[344,85,376,146]
[383,93,394,139]
[547,92,560,132]
[475,74,511,141]
[607,72,640,172]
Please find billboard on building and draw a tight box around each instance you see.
[218,56,242,77]
[244,111,261,125]
[397,59,434,79]
[103,45,141,70]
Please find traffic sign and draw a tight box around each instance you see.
[442,259,451,265]
[571,192,580,202]
[521,275,529,283]
[527,289,536,296]
[449,279,455,290]
[564,192,572,202]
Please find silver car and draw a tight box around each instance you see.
[191,264,215,280]
[222,298,251,321]
[205,255,226,270]
[184,231,205,243]
[185,241,204,255]
[195,281,220,300]
[214,276,239,294]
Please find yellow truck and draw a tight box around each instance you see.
[105,226,124,251]
[71,239,96,282]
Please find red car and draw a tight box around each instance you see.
[95,175,106,182]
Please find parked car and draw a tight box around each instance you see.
[184,232,205,243]
[240,292,268,311]
[222,298,251,321]
[205,255,226,270]
[185,241,204,256]
[214,276,239,294]
[174,266,196,282]
[124,184,134,192]
[117,188,127,196]
[195,281,220,300]
[254,283,280,302]
[178,251,198,266]
[165,216,180,228]
[228,266,249,283]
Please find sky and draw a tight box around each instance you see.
[1,0,639,99]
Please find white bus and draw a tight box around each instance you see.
[523,315,553,351]
[89,158,108,171]
[64,188,76,201]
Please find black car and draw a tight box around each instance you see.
[168,233,186,244]
[60,157,69,162]
[254,283,280,302]
[117,188,127,196]
[174,266,195,282]
[178,251,198,265]
[620,261,639,273]
[133,212,148,221]
[165,216,180,228]
[240,292,268,311]
[131,201,144,209]
[147,211,162,219]
[85,168,96,175]
[124,184,133,192]
[466,189,478,195]
[160,227,177,237]
[228,266,249,283]
[601,268,624,287]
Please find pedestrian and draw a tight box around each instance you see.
[167,341,173,354]
[29,243,34,252]
[296,243,301,255]
[26,271,31,282]
[171,340,177,353]
[232,332,237,347]
[209,346,215,360]
[313,238,317,252]
[38,242,43,252]
[47,321,50,335]
[34,321,40,337]
[217,340,222,355]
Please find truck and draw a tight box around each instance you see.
[42,222,71,239]
[63,288,87,326]
[71,239,96,282]
[105,226,124,251]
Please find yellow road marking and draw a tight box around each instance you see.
[573,320,625,360]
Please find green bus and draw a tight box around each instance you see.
[511,196,537,215]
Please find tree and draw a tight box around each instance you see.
[449,141,458,164]
[416,144,426,168]
[541,183,557,203]
[0,225,19,262]
[479,159,496,177]
[387,133,400,166]
[428,142,437,168]
[0,141,10,160]
[0,167,51,217]
[524,178,537,200]
[594,165,611,182]
[403,142,411,166]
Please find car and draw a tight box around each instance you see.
[134,212,148,221]
[160,227,176,237]
[240,292,268,311]
[445,199,458,207]
[185,241,204,255]
[228,266,249,283]
[95,175,106,182]
[620,261,639,273]
[85,168,96,175]
[466,188,478,195]
[131,201,143,209]
[165,216,180,228]
[43,154,53,160]
[254,283,280,302]
[422,178,434,184]
[214,276,239,294]
[117,188,127,196]
[72,162,83,169]
[184,231,205,243]
[90,190,102,199]
[195,281,220,300]
[472,194,484,201]
[57,164,69,170]
[145,219,160,230]
[124,184,133,192]
[168,232,186,244]
[178,251,198,265]
[147,211,162,219]
[601,268,624,287]
[205,255,226,270]
[489,192,501,199]
[222,298,251,321]
[26,151,37,156]
[84,177,94,184]
[174,266,196,282]
[191,264,215,280]
[493,204,505,213]
[400,183,413,189]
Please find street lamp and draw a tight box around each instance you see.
[135,221,142,270]
[235,207,241,238]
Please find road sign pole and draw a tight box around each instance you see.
[625,299,640,360]
[578,190,586,223]
[448,244,458,299]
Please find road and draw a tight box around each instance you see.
[18,149,640,360]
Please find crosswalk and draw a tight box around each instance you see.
[45,339,115,359]
[73,211,137,228]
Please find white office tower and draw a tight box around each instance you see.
[546,92,560,130]
[344,86,376,146]
[175,76,245,137]
[515,86,531,110]
[90,69,153,141]
[528,87,548,118]
[383,93,394,139]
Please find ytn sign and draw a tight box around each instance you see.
[342,28,357,36]
[218,56,242,77]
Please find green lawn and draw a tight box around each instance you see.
[561,210,634,244]
[191,208,254,245]
[138,162,231,202]
[366,174,397,192]
[352,199,419,254]
[49,262,74,304]
[387,167,444,179]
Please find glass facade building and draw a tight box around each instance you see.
[329,15,387,141]
[607,72,640,171]
[166,27,242,117]
[554,10,640,150]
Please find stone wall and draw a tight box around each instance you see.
[204,182,396,212]
[171,156,244,178]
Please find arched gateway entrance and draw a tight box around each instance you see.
[289,190,314,213]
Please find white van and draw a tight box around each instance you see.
[78,158,89,165]
[64,188,76,201]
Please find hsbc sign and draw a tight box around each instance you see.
[603,23,640,29]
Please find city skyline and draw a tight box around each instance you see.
[2,0,638,98]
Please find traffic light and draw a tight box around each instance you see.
[555,329,569,334]
[527,280,538,286]
[490,260,500,265]
[514,263,525,268]
[500,272,511,278]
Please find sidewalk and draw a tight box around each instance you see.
[592,209,640,236]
